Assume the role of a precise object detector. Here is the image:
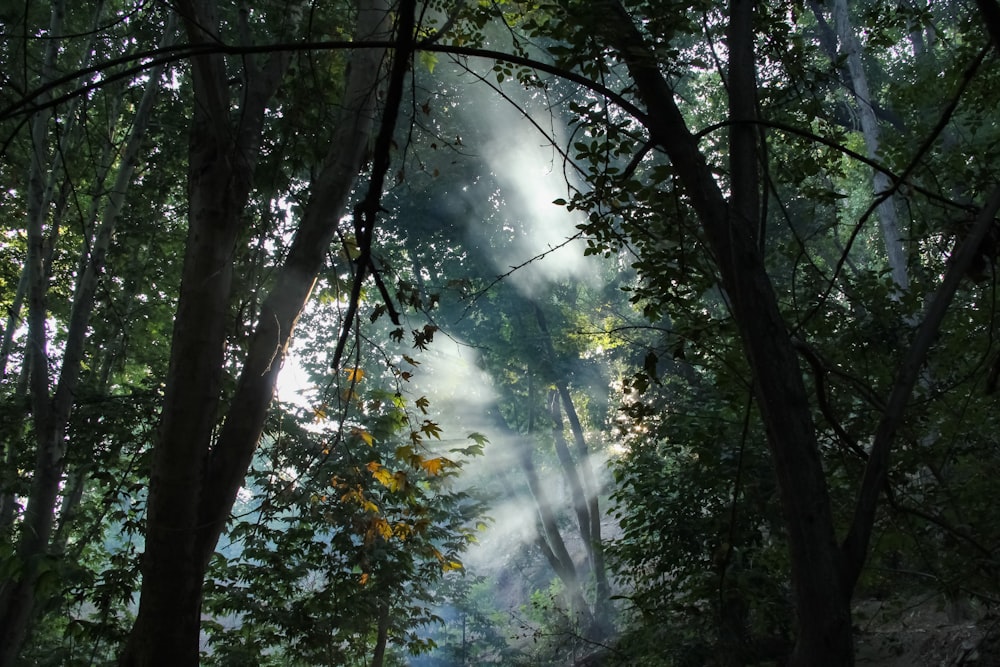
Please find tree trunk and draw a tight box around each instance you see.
[534,305,612,633]
[194,0,393,570]
[371,600,391,667]
[0,1,67,661]
[487,403,594,623]
[590,2,854,663]
[119,2,284,661]
[831,0,909,289]
[120,0,394,663]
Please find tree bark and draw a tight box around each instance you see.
[120,1,286,662]
[121,0,394,663]
[590,2,854,663]
[830,0,909,290]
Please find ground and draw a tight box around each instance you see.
[854,596,1000,666]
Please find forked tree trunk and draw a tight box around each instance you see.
[120,0,394,663]
[534,305,612,634]
[118,2,290,661]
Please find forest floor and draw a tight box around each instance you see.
[854,595,1000,665]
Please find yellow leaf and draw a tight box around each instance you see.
[374,517,393,540]
[394,522,412,540]
[370,464,396,490]
[443,560,463,571]
[359,572,369,585]
[312,403,328,421]
[352,427,374,446]
[393,470,408,492]
[420,457,454,476]
[345,367,365,382]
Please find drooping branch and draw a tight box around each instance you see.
[330,0,416,371]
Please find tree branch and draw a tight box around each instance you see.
[842,183,1000,587]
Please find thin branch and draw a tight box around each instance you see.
[330,0,416,371]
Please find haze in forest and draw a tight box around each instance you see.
[6,1,1000,666]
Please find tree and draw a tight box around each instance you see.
[534,0,1000,663]
[5,1,1000,664]
[120,0,406,662]
[0,3,178,660]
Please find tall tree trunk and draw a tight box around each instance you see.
[584,1,1000,663]
[119,1,285,660]
[831,0,909,290]
[194,0,394,570]
[0,1,66,661]
[590,1,854,663]
[0,8,176,661]
[120,0,395,663]
[534,305,612,634]
[487,403,594,624]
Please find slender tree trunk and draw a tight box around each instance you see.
[0,2,66,661]
[51,8,176,540]
[557,386,612,630]
[0,270,27,382]
[0,8,176,662]
[371,600,391,667]
[534,306,612,633]
[0,104,58,667]
[547,391,593,568]
[486,403,593,624]
[831,0,909,290]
